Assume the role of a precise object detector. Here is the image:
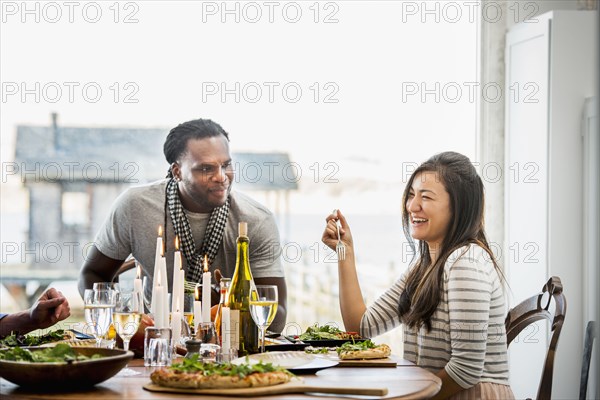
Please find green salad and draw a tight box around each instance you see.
[170,354,292,378]
[298,324,343,340]
[297,323,362,341]
[0,343,103,363]
[336,339,376,355]
[0,329,68,347]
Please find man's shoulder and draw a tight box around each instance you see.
[230,191,275,218]
[117,180,167,203]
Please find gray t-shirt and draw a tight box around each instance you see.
[94,180,284,291]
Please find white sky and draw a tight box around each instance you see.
[1,0,478,216]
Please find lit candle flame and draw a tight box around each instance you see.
[136,264,141,279]
[203,254,208,272]
[158,225,163,236]
[175,236,179,251]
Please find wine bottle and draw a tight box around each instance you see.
[227,222,259,355]
[214,277,231,345]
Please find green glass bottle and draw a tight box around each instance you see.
[227,222,259,355]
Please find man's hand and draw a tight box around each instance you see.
[0,287,71,337]
[29,288,71,329]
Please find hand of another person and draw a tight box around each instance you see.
[29,288,71,329]
[123,314,154,358]
[322,209,354,252]
[213,269,222,284]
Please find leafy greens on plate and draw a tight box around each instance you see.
[0,329,69,347]
[0,343,103,363]
[297,324,361,341]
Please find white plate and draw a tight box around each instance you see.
[231,351,315,369]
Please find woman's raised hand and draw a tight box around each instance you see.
[322,209,353,253]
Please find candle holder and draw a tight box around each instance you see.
[196,322,220,363]
[217,348,238,364]
[144,327,172,367]
[196,322,218,344]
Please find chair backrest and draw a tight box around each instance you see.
[580,320,596,400]
[505,276,567,400]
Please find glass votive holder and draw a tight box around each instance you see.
[144,327,172,367]
[200,343,221,363]
[217,348,238,364]
[196,322,218,344]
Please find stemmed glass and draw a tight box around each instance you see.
[113,290,143,376]
[84,289,116,348]
[249,285,278,353]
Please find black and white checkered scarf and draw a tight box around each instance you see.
[165,178,230,284]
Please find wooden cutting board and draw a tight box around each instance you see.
[143,378,388,397]
[313,353,398,367]
[337,357,397,367]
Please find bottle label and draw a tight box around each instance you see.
[230,309,240,351]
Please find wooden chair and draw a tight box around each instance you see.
[579,320,596,400]
[505,276,567,400]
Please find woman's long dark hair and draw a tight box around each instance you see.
[398,151,503,331]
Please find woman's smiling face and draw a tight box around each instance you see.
[405,171,452,249]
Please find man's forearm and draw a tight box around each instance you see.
[0,311,34,337]
[77,245,124,298]
[78,270,109,297]
[269,305,286,333]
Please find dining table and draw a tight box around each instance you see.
[0,355,441,399]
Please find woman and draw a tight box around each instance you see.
[322,152,514,399]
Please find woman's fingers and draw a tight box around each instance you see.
[322,218,339,250]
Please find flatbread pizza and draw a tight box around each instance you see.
[336,340,391,360]
[150,355,292,389]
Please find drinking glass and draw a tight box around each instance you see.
[249,285,278,353]
[167,294,192,348]
[92,283,118,347]
[197,322,220,362]
[183,293,195,335]
[113,290,143,376]
[93,282,119,292]
[84,289,116,348]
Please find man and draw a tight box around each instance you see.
[78,118,287,332]
[0,287,71,337]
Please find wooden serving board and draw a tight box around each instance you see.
[337,357,398,367]
[313,353,398,368]
[143,378,388,397]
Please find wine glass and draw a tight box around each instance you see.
[93,282,119,292]
[92,283,119,347]
[113,290,143,376]
[249,285,278,353]
[84,289,116,347]
[142,275,152,314]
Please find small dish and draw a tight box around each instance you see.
[265,343,309,352]
[286,336,370,348]
[286,357,339,374]
[232,351,315,369]
[231,351,339,374]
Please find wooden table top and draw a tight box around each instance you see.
[1,357,441,399]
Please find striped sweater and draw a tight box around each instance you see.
[360,244,510,389]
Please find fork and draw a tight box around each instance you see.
[332,209,346,261]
